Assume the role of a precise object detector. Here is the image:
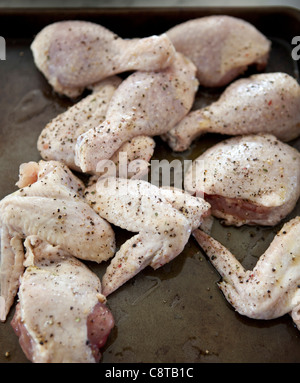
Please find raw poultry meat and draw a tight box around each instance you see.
[0,226,24,322]
[166,15,271,87]
[85,177,210,295]
[164,72,300,151]
[0,161,116,321]
[37,75,155,175]
[31,20,176,97]
[75,52,198,173]
[193,216,300,330]
[184,134,300,226]
[37,76,122,171]
[11,236,114,363]
[9,160,116,262]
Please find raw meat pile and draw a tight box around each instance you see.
[1,15,300,363]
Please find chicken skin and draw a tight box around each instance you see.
[75,52,198,173]
[11,236,114,363]
[164,72,300,151]
[0,161,115,321]
[37,76,122,171]
[166,15,271,87]
[184,134,300,226]
[0,226,24,322]
[31,20,176,98]
[10,160,116,262]
[193,216,300,331]
[37,75,155,175]
[85,177,210,296]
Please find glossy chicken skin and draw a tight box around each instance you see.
[85,177,210,296]
[31,20,176,97]
[75,52,198,173]
[184,134,300,226]
[193,216,300,330]
[0,161,115,321]
[11,236,114,363]
[164,73,300,151]
[166,15,271,87]
[37,75,155,175]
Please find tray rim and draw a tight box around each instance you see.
[1,4,300,364]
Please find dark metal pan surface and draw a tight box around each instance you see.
[0,7,300,363]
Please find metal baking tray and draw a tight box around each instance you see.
[0,6,300,363]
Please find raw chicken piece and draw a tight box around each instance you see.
[166,15,271,87]
[85,177,210,295]
[193,216,300,330]
[108,136,155,179]
[31,20,176,98]
[0,226,24,322]
[16,159,85,194]
[184,134,300,226]
[75,52,198,173]
[7,160,116,262]
[164,72,300,151]
[0,161,116,321]
[11,236,114,363]
[37,76,122,171]
[37,74,155,176]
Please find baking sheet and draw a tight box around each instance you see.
[0,7,300,363]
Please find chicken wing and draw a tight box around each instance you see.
[193,216,300,330]
[166,15,270,87]
[0,161,116,321]
[31,20,176,97]
[75,52,198,173]
[11,236,114,363]
[184,134,300,226]
[164,72,300,151]
[85,177,210,295]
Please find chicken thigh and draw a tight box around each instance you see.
[31,20,176,98]
[11,236,114,363]
[0,161,115,321]
[166,15,271,87]
[184,134,300,226]
[193,216,300,330]
[164,72,300,151]
[85,177,210,295]
[37,75,155,175]
[75,52,198,173]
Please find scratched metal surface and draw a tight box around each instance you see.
[0,7,300,363]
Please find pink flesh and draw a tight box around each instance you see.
[204,193,272,224]
[11,301,114,363]
[11,304,35,362]
[87,302,115,362]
